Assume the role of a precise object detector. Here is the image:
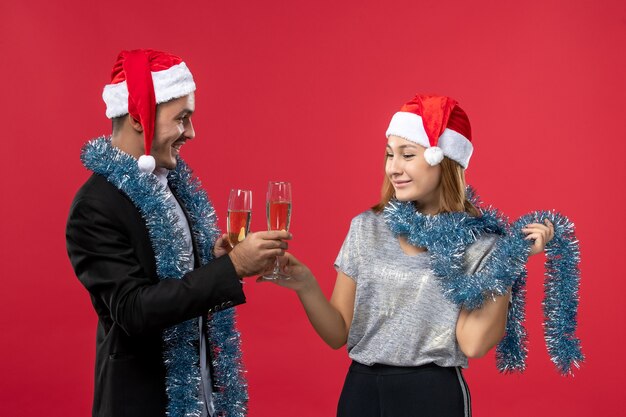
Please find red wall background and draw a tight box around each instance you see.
[1,1,625,416]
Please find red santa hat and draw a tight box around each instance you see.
[102,49,196,173]
[385,94,473,168]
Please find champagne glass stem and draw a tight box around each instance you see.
[272,257,281,275]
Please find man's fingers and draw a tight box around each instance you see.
[267,248,286,257]
[230,230,294,277]
[255,240,288,251]
[258,230,292,240]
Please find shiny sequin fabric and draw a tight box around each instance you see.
[335,210,498,367]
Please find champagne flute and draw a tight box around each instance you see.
[263,181,292,279]
[227,189,252,248]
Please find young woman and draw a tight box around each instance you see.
[261,94,555,417]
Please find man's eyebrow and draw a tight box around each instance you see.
[175,109,194,117]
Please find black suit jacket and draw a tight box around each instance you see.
[66,173,245,417]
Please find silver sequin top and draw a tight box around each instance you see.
[334,210,499,368]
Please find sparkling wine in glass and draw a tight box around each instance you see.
[227,189,252,248]
[263,181,292,279]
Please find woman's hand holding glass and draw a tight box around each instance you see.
[257,252,315,293]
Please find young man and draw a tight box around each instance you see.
[66,49,288,417]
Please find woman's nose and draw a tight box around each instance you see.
[387,157,402,175]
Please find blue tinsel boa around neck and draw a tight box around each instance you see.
[81,137,248,417]
[383,188,584,375]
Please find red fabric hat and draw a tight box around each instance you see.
[386,94,474,168]
[102,49,196,173]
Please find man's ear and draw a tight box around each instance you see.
[128,114,144,133]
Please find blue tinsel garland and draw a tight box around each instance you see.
[383,188,583,375]
[82,137,248,416]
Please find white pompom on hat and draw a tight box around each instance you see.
[385,94,474,169]
[102,49,196,173]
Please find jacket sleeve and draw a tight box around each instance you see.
[66,195,246,336]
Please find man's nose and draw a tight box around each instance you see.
[185,119,195,139]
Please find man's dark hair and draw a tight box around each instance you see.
[111,116,125,133]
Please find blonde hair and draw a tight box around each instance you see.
[372,156,481,216]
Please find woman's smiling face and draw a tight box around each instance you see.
[385,135,442,214]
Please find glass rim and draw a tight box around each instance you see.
[228,188,252,210]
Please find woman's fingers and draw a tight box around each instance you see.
[545,219,555,240]
[523,219,554,245]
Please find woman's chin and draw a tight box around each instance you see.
[394,191,419,202]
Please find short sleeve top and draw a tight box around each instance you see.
[334,210,498,368]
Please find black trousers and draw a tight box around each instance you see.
[337,361,471,417]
